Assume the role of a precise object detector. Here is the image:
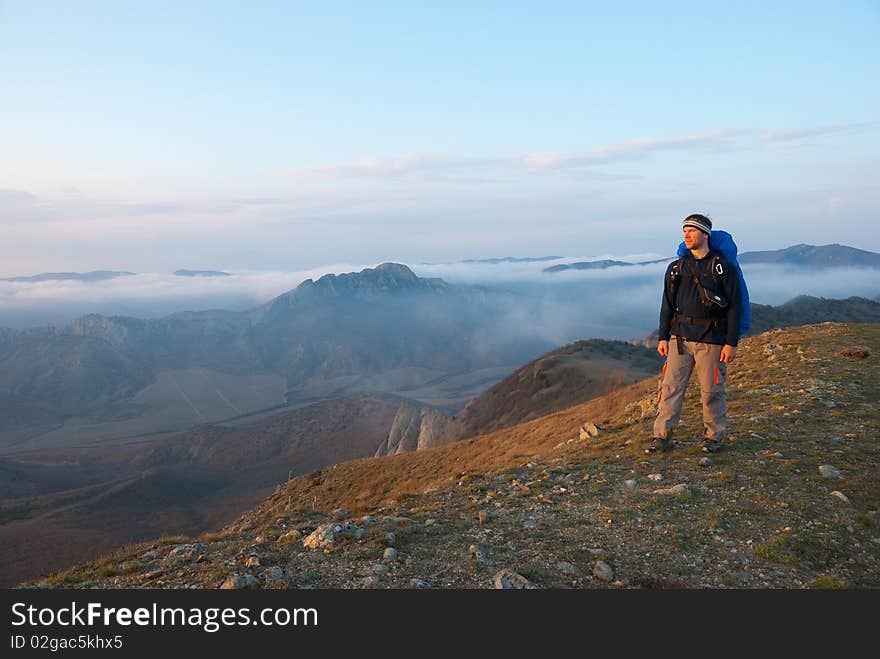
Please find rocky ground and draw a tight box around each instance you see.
[22,322,880,589]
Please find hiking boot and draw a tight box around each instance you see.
[701,438,724,453]
[645,437,674,454]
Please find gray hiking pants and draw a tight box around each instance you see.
[653,335,728,441]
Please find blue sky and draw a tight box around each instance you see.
[1,1,878,275]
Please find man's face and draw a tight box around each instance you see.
[683,226,707,250]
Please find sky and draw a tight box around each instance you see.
[1,1,878,277]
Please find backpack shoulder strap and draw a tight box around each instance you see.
[668,256,685,299]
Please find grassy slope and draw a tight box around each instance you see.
[27,322,879,589]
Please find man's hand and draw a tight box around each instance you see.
[658,340,668,357]
[720,344,737,363]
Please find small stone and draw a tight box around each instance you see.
[819,465,842,479]
[361,576,381,588]
[245,556,261,568]
[372,564,389,576]
[140,550,160,561]
[699,457,712,467]
[579,422,602,440]
[383,547,399,561]
[469,545,488,563]
[409,578,432,589]
[830,491,850,504]
[556,561,578,575]
[493,569,538,589]
[653,483,691,496]
[386,532,397,545]
[221,573,259,589]
[582,473,591,481]
[593,561,614,582]
[425,518,438,527]
[276,529,302,545]
[332,507,351,520]
[771,452,784,458]
[623,479,638,492]
[265,566,285,582]
[254,535,266,544]
[523,519,537,530]
[361,515,377,525]
[730,570,751,584]
[647,473,663,482]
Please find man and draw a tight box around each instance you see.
[647,213,742,454]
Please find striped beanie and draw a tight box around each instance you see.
[682,214,712,236]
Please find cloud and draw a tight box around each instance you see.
[281,130,747,182]
[761,123,872,143]
[520,129,745,170]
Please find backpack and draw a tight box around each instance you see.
[670,230,751,336]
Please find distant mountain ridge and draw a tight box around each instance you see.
[0,270,135,283]
[738,243,880,267]
[544,243,880,273]
[174,269,231,277]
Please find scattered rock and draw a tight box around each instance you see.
[245,556,261,568]
[383,548,399,561]
[523,519,537,530]
[220,573,259,589]
[647,473,663,482]
[360,515,377,525]
[386,532,397,545]
[819,465,842,479]
[331,507,351,520]
[361,576,381,588]
[771,452,784,459]
[493,569,538,589]
[425,518,438,527]
[830,491,850,504]
[140,550,160,561]
[840,347,870,359]
[409,578,432,589]
[372,564,389,576]
[593,561,614,582]
[623,479,638,492]
[556,561,578,575]
[699,457,712,467]
[582,473,591,481]
[254,535,266,544]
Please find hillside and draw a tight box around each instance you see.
[376,339,662,456]
[748,296,880,333]
[0,393,403,587]
[30,322,879,589]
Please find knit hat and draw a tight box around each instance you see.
[682,214,712,236]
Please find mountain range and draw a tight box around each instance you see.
[544,243,880,273]
[24,321,880,589]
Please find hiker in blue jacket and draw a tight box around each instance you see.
[647,214,744,454]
